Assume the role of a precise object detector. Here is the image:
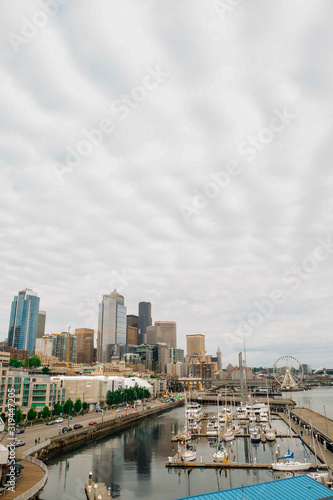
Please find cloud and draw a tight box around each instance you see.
[1,0,333,368]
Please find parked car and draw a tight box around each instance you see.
[95,408,103,412]
[15,428,25,434]
[54,417,63,423]
[73,424,83,430]
[8,440,25,447]
[62,426,73,433]
[88,421,97,425]
[46,420,56,425]
[115,409,120,413]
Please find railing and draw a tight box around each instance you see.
[13,444,50,500]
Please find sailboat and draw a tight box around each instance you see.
[181,394,197,462]
[222,389,234,442]
[213,396,229,462]
[272,410,311,471]
[213,442,228,462]
[264,388,276,442]
[182,442,197,462]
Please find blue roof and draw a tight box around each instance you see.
[175,475,333,500]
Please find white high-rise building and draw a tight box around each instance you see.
[97,290,127,363]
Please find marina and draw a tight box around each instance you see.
[40,387,333,500]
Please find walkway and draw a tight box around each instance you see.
[2,460,45,500]
[278,411,333,472]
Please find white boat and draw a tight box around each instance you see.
[231,423,242,435]
[182,444,196,462]
[307,472,329,484]
[219,407,232,424]
[236,404,248,420]
[223,427,235,442]
[188,417,201,434]
[265,426,276,442]
[186,401,202,420]
[272,459,311,471]
[213,443,228,462]
[206,419,218,436]
[259,410,269,423]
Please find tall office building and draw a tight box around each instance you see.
[75,328,94,364]
[37,310,46,338]
[97,289,127,363]
[186,334,206,359]
[146,321,177,348]
[216,346,222,371]
[138,302,152,344]
[7,289,40,355]
[52,331,77,363]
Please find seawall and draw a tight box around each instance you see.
[37,400,183,462]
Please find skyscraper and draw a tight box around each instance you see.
[75,328,94,364]
[146,321,177,348]
[52,332,77,363]
[186,334,206,359]
[37,310,46,338]
[8,288,40,355]
[138,302,152,344]
[97,289,127,363]
[216,346,222,371]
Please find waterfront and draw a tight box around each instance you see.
[281,386,333,419]
[40,386,332,500]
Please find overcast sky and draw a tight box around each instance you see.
[1,0,332,369]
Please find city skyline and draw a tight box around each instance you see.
[1,2,333,369]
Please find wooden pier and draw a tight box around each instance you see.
[279,409,333,472]
[85,482,111,499]
[85,472,112,499]
[166,451,327,470]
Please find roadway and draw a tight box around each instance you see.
[0,402,162,455]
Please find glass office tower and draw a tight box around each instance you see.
[97,289,127,363]
[8,289,40,355]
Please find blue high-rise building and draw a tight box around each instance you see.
[8,289,40,355]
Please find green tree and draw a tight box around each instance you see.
[63,399,74,415]
[74,398,82,414]
[41,366,49,374]
[27,405,37,421]
[53,403,63,415]
[24,355,41,368]
[41,406,50,419]
[9,358,23,368]
[0,412,6,423]
[82,402,88,411]
[14,407,23,424]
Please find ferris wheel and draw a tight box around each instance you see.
[273,355,304,389]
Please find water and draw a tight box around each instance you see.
[41,386,331,500]
[281,386,333,419]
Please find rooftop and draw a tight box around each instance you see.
[175,475,333,500]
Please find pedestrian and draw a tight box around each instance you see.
[35,439,37,446]
[38,437,40,444]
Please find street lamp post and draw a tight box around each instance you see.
[68,400,71,427]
